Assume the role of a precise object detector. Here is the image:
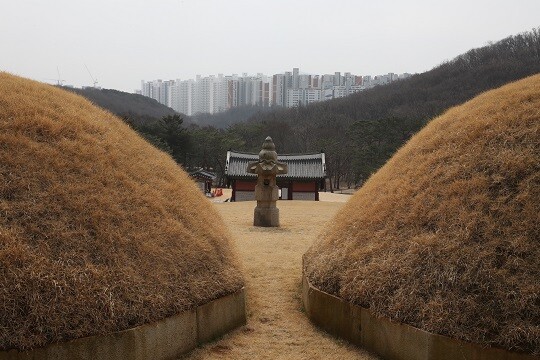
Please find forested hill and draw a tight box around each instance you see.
[254,28,540,128]
[64,87,180,126]
[191,105,275,129]
[232,28,540,187]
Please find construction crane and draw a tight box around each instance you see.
[84,64,99,88]
[45,66,65,86]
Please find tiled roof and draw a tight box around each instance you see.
[225,151,326,179]
[190,168,216,180]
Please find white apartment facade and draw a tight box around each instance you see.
[141,68,409,114]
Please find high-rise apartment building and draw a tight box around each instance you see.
[213,74,228,113]
[141,79,170,105]
[311,75,320,89]
[287,88,322,107]
[334,72,342,86]
[193,75,213,114]
[272,74,286,107]
[321,74,335,90]
[298,74,311,89]
[178,80,194,115]
[292,68,300,89]
[141,67,408,115]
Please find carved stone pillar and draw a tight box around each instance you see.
[247,137,288,227]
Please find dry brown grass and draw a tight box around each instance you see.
[304,74,540,355]
[183,200,377,360]
[0,73,243,350]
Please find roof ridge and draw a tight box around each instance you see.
[229,150,324,156]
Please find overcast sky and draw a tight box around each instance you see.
[1,0,539,92]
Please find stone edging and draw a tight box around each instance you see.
[1,287,246,360]
[302,269,537,360]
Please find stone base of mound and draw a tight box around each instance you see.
[302,269,536,360]
[0,288,246,360]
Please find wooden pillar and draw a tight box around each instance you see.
[288,181,293,200]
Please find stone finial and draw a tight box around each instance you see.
[247,137,287,175]
[259,136,277,163]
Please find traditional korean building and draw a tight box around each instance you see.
[225,151,326,201]
[189,168,216,194]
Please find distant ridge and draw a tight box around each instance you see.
[251,27,540,126]
[65,87,182,125]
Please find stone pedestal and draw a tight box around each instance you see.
[247,137,287,227]
[254,206,280,227]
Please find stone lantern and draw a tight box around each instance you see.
[247,137,288,227]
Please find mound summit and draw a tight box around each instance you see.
[0,73,243,350]
[304,75,540,354]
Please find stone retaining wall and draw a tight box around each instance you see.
[0,288,246,360]
[302,271,537,360]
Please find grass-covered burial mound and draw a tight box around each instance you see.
[304,75,540,355]
[0,73,244,350]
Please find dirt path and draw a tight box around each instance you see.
[182,199,377,359]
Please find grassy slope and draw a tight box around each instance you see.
[304,75,540,354]
[0,73,243,350]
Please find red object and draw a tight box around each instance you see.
[211,188,223,197]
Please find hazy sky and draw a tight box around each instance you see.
[1,0,539,92]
